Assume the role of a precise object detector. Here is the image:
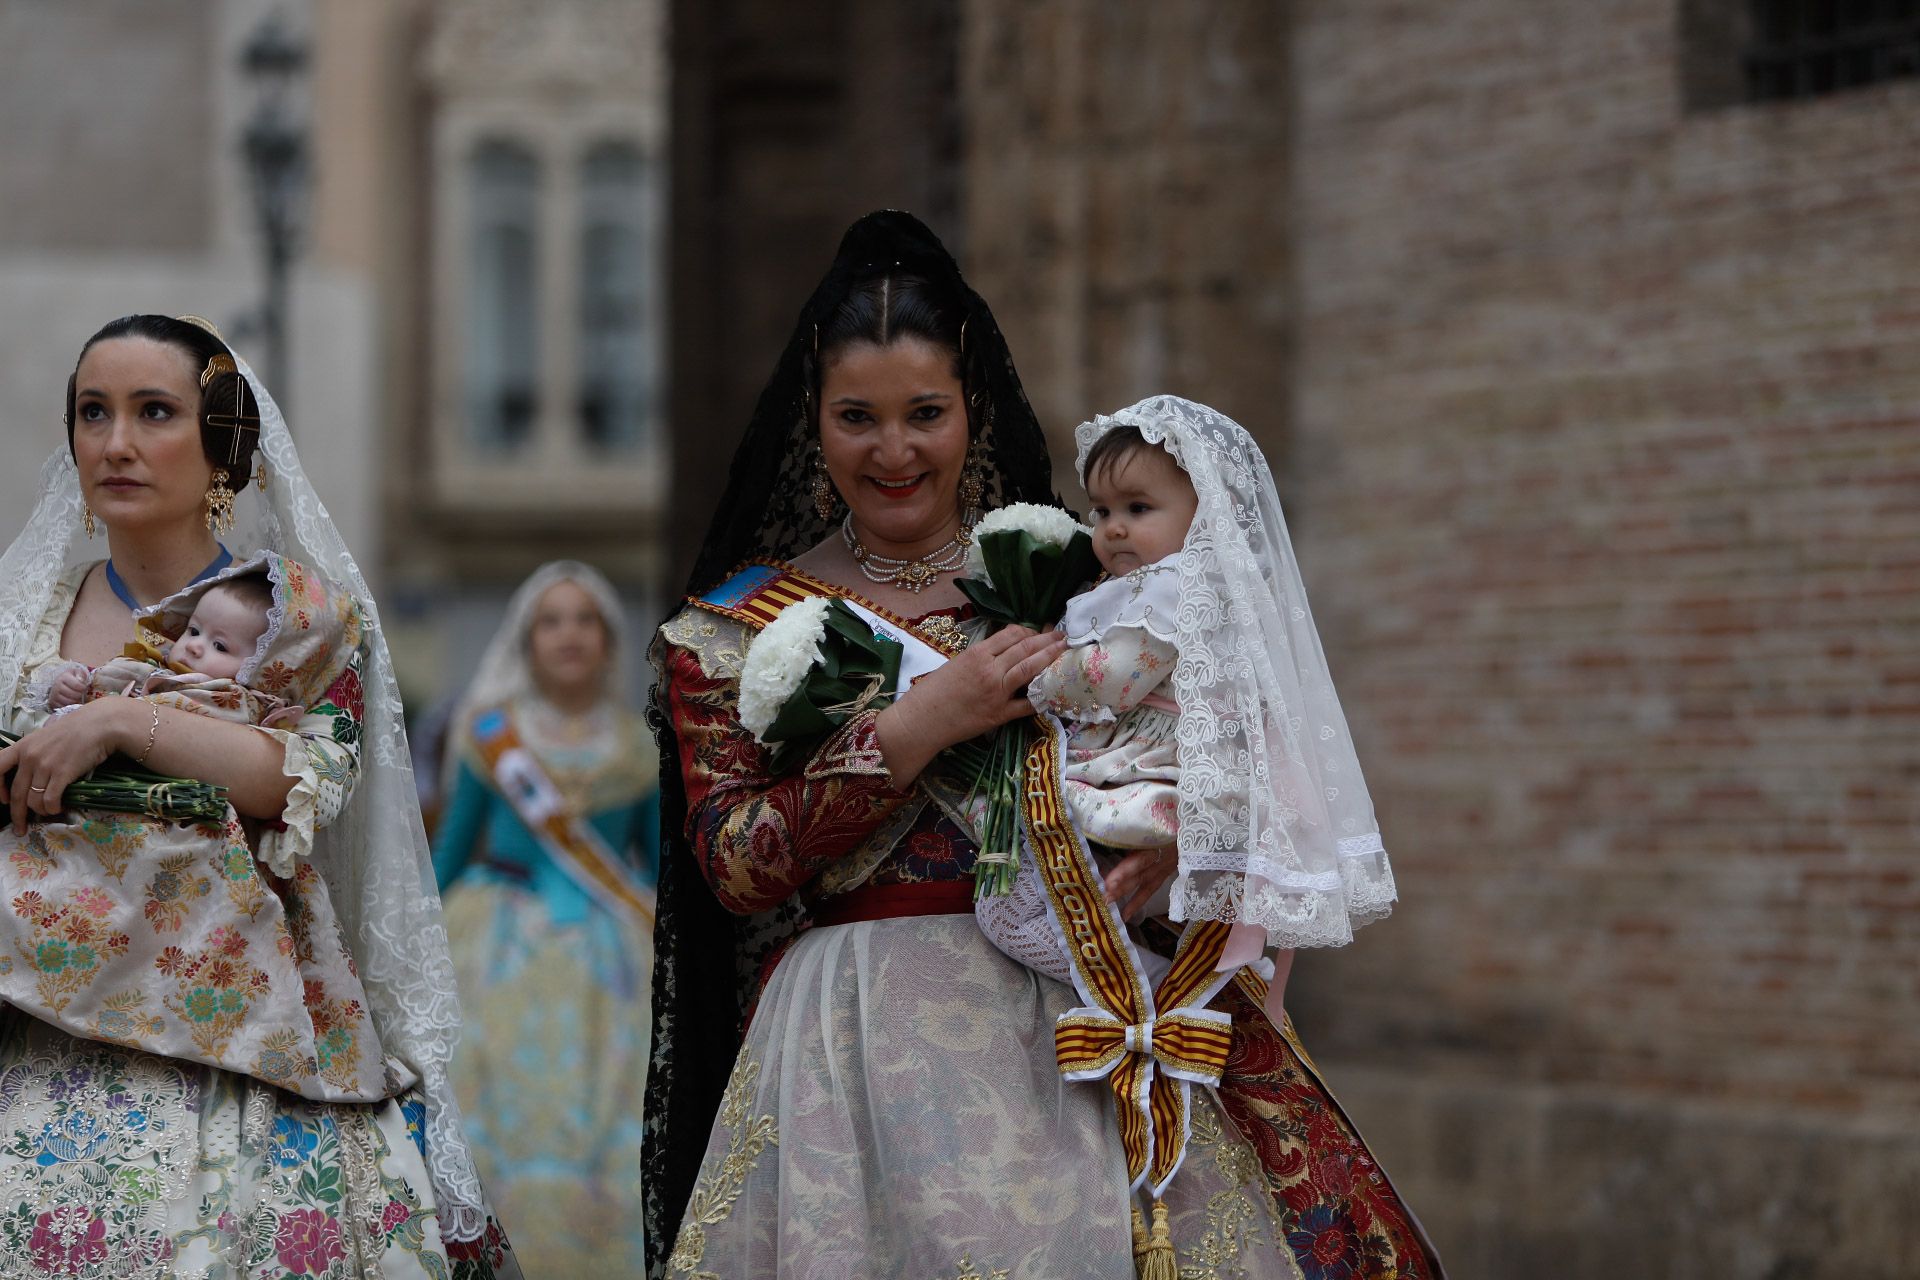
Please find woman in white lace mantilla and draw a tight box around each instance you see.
[0,315,519,1278]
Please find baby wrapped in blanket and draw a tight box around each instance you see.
[0,552,413,1102]
[36,567,302,730]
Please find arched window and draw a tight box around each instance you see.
[467,138,541,451]
[577,139,657,451]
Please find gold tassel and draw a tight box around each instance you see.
[1131,1200,1177,1280]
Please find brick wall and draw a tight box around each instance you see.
[964,0,1920,1273]
[1290,0,1920,1271]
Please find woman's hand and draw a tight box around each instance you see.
[1103,843,1179,922]
[874,625,1068,788]
[0,698,139,834]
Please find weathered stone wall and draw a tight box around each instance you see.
[961,0,1292,498]
[963,0,1920,1274]
[663,0,962,585]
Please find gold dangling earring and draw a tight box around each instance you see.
[82,506,97,539]
[959,436,987,515]
[204,468,237,536]
[810,446,837,523]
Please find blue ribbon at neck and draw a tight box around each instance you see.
[105,546,234,614]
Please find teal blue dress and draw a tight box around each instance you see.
[432,703,658,1276]
[433,759,659,927]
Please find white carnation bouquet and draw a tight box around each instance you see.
[950,503,1101,895]
[740,596,905,773]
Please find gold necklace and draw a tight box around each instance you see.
[842,512,976,593]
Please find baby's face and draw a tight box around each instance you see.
[1084,444,1199,576]
[172,589,268,680]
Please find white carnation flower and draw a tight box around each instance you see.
[738,595,833,742]
[964,503,1090,580]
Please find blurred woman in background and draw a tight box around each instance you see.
[434,560,658,1274]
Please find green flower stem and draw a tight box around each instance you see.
[968,722,1027,898]
[0,729,229,823]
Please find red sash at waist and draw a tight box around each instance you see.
[811,880,975,928]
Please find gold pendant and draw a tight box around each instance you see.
[204,467,237,536]
[918,615,969,653]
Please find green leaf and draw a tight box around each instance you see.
[953,575,1011,622]
[959,527,1101,631]
[755,598,904,770]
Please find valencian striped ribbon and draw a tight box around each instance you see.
[1022,716,1239,1195]
[471,708,656,932]
[694,562,828,629]
[692,560,967,658]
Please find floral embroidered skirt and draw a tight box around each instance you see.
[0,1011,520,1280]
[665,914,1304,1280]
[444,878,651,1276]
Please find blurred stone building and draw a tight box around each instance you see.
[0,0,671,737]
[0,0,382,588]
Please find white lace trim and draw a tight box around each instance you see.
[3,559,86,737]
[1170,850,1398,952]
[253,726,325,878]
[21,658,84,717]
[1073,398,1399,950]
[1060,557,1181,646]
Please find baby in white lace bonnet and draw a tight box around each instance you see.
[36,572,292,727]
[978,396,1398,1021]
[975,424,1204,985]
[1027,425,1194,862]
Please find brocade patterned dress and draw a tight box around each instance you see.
[0,563,515,1280]
[655,586,1443,1280]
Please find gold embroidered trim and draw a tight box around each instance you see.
[917,613,970,653]
[802,710,894,781]
[668,1050,779,1279]
[931,1255,1009,1280]
[659,608,750,682]
[691,558,971,657]
[1174,1101,1287,1280]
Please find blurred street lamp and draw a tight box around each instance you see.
[239,11,310,399]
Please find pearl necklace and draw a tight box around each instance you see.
[842,513,975,593]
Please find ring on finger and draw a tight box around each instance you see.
[28,785,46,794]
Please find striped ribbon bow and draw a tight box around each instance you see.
[1051,919,1238,1196]
[1020,717,1244,1195]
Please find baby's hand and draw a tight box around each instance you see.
[47,667,91,710]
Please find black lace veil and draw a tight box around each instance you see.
[642,210,1059,1272]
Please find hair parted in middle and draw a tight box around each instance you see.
[64,313,263,492]
[675,210,1059,599]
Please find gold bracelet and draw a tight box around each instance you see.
[135,701,161,765]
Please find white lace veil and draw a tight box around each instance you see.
[1076,395,1397,949]
[439,556,633,802]
[0,351,491,1241]
[442,559,632,790]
